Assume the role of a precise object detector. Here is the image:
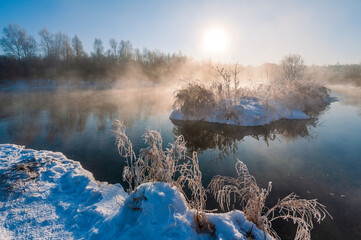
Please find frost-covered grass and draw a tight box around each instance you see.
[112,123,331,240]
[171,56,332,127]
[113,120,213,234]
[0,144,268,240]
[209,160,332,240]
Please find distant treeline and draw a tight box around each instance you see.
[0,23,360,86]
[316,64,361,86]
[0,24,193,83]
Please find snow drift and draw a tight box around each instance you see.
[0,144,269,240]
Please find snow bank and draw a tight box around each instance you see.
[89,182,269,240]
[0,144,269,240]
[0,144,127,239]
[170,97,310,127]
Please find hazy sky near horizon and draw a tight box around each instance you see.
[1,0,360,65]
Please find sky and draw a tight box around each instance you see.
[0,0,360,65]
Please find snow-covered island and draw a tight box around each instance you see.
[0,144,269,240]
[170,97,311,127]
[170,61,331,127]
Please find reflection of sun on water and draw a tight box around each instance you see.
[203,28,228,54]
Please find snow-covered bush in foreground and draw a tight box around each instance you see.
[0,144,267,239]
[209,160,332,240]
[171,56,332,127]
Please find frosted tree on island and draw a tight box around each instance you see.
[280,54,306,81]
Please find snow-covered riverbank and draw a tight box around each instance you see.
[0,144,269,240]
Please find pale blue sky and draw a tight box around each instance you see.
[0,0,360,65]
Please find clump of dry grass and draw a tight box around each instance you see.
[0,157,56,193]
[209,160,332,240]
[113,120,215,234]
[173,80,216,118]
[175,152,215,234]
[173,70,248,123]
[113,120,138,191]
[113,120,187,191]
[176,152,206,211]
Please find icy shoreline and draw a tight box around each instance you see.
[0,144,269,240]
[170,97,310,127]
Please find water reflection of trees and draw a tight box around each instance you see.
[171,111,324,159]
[0,88,172,145]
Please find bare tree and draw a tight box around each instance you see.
[132,48,141,62]
[232,62,241,91]
[93,38,104,58]
[108,38,118,60]
[118,40,134,62]
[61,34,74,63]
[53,32,67,60]
[39,29,73,65]
[71,35,85,60]
[22,35,37,59]
[39,28,54,58]
[92,38,104,76]
[214,63,241,99]
[281,54,306,81]
[0,24,37,60]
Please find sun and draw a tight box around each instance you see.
[203,28,228,54]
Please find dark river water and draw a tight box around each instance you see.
[0,85,360,239]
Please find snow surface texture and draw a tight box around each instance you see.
[0,144,270,240]
[0,144,127,239]
[170,98,310,127]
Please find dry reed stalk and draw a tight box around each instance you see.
[209,160,332,240]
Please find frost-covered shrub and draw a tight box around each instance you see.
[209,160,332,240]
[273,80,331,116]
[172,75,248,123]
[173,80,216,118]
[280,54,306,82]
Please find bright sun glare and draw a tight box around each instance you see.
[203,28,227,54]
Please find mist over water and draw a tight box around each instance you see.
[1,2,361,239]
[0,83,360,239]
